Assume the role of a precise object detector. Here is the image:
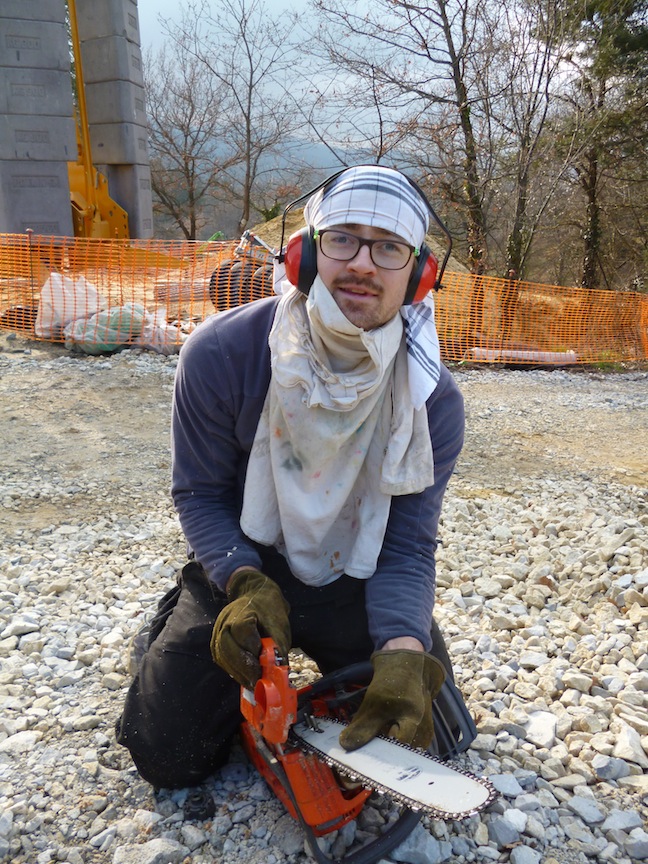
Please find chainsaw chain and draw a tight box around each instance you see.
[290,717,497,822]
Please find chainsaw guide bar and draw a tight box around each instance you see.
[291,716,497,821]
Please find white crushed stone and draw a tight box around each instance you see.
[0,336,646,864]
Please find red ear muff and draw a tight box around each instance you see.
[405,245,439,305]
[284,227,318,295]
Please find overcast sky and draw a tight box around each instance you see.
[136,0,179,51]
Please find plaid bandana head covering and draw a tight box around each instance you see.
[303,165,429,250]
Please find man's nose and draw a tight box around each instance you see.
[347,242,376,272]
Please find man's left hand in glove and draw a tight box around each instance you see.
[338,648,446,751]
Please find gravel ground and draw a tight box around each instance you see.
[0,329,647,864]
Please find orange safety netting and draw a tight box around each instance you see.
[1,234,646,364]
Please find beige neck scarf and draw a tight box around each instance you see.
[240,277,434,585]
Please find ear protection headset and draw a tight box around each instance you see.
[277,166,453,305]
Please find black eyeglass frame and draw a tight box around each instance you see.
[314,228,416,271]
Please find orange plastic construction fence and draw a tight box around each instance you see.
[1,234,646,364]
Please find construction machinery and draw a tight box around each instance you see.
[66,0,129,239]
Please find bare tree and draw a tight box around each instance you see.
[281,61,424,170]
[308,0,492,273]
[145,44,240,239]
[162,0,305,235]
[478,0,570,278]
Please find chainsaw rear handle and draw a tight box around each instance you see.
[240,638,297,744]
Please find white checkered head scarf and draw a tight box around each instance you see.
[303,165,429,250]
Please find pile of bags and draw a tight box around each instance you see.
[34,274,187,356]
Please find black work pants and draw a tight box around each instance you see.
[116,557,452,790]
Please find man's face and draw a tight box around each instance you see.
[316,224,415,330]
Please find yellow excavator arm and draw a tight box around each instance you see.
[66,0,129,239]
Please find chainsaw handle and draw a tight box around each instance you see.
[240,638,297,744]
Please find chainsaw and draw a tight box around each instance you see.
[239,639,497,864]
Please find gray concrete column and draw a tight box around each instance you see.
[0,1,76,235]
[76,0,153,238]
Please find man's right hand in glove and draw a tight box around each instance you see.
[210,568,291,690]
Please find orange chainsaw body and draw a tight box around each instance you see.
[239,639,371,836]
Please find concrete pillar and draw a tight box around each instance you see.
[76,0,153,238]
[0,1,76,235]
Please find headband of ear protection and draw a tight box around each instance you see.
[277,167,453,305]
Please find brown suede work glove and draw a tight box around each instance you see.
[338,649,446,752]
[210,568,291,690]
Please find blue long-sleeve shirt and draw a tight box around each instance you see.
[171,296,464,651]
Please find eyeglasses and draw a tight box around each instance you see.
[316,229,415,271]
